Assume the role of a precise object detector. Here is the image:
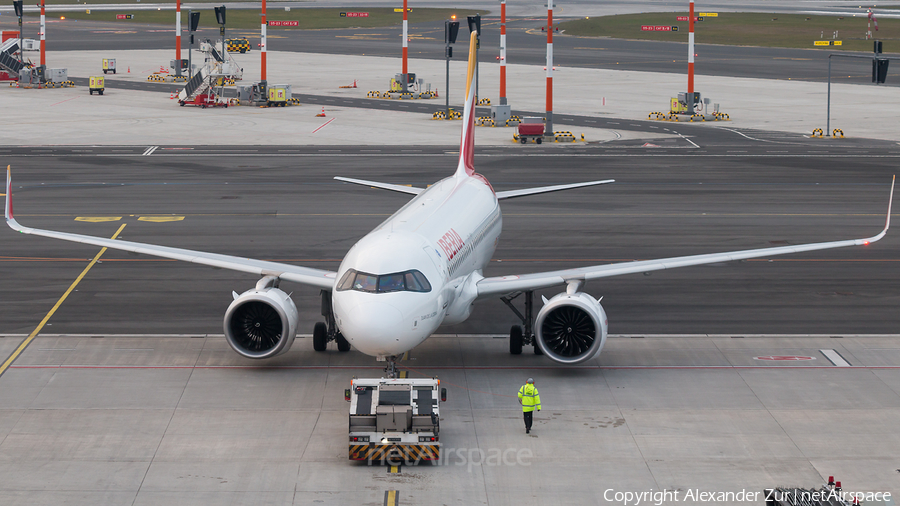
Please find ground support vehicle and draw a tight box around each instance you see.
[516,117,545,144]
[347,377,446,465]
[89,76,104,95]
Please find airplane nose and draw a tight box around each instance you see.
[340,301,405,355]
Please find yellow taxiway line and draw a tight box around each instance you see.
[0,224,126,377]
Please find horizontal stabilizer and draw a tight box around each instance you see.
[496,179,615,200]
[334,177,424,196]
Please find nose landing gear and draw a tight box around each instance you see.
[383,355,401,378]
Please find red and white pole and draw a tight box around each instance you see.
[688,0,695,96]
[175,0,181,73]
[499,0,506,105]
[39,0,45,66]
[401,0,408,92]
[545,1,553,136]
[261,0,267,81]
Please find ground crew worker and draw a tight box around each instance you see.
[517,378,541,433]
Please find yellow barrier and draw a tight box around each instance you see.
[832,129,844,138]
[812,128,824,138]
[476,116,495,127]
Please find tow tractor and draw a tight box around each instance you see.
[346,376,446,464]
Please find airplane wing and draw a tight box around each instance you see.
[334,176,424,195]
[477,177,894,297]
[496,179,615,200]
[5,166,336,290]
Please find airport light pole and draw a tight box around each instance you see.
[688,0,694,102]
[467,14,480,101]
[39,0,45,66]
[175,0,181,76]
[401,0,408,92]
[545,2,554,137]
[188,11,200,79]
[499,0,506,106]
[445,18,459,117]
[261,0,267,82]
[215,6,226,63]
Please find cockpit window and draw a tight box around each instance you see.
[336,269,432,293]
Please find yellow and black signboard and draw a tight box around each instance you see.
[814,40,842,46]
[699,12,718,17]
[393,8,413,12]
[226,38,251,53]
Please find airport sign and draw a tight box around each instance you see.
[814,40,842,46]
[268,20,299,26]
[393,8,412,12]
[116,14,133,20]
[341,12,369,17]
[676,16,700,21]
[641,25,675,32]
[699,12,718,17]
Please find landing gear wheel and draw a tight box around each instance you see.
[533,341,543,355]
[313,322,327,351]
[336,332,351,352]
[509,325,523,355]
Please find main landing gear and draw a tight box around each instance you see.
[500,291,542,355]
[313,290,351,352]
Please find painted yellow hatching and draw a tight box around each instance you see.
[75,217,122,222]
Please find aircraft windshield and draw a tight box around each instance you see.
[336,269,432,293]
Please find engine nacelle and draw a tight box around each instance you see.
[224,287,299,359]
[534,291,608,365]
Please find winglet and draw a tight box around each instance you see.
[861,174,894,246]
[454,31,479,179]
[4,165,12,223]
[887,175,894,232]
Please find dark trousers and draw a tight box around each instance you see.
[523,411,533,430]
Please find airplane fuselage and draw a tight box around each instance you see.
[332,174,502,358]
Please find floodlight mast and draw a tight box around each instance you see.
[402,0,409,92]
[175,0,181,76]
[40,0,45,66]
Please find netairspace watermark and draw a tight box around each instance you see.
[604,488,894,505]
[368,447,533,472]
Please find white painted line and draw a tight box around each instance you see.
[675,132,700,148]
[820,349,851,367]
[142,146,159,156]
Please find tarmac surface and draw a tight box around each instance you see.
[2,4,900,504]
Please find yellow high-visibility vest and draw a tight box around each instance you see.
[518,384,541,412]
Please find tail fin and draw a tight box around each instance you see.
[454,31,479,178]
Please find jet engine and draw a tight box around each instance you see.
[534,291,608,365]
[224,284,299,359]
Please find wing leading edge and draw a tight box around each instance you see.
[477,177,894,297]
[5,166,336,290]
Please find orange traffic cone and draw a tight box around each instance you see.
[127,66,131,73]
[316,107,326,117]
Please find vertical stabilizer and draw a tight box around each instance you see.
[455,31,479,178]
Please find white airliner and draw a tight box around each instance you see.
[4,33,894,374]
